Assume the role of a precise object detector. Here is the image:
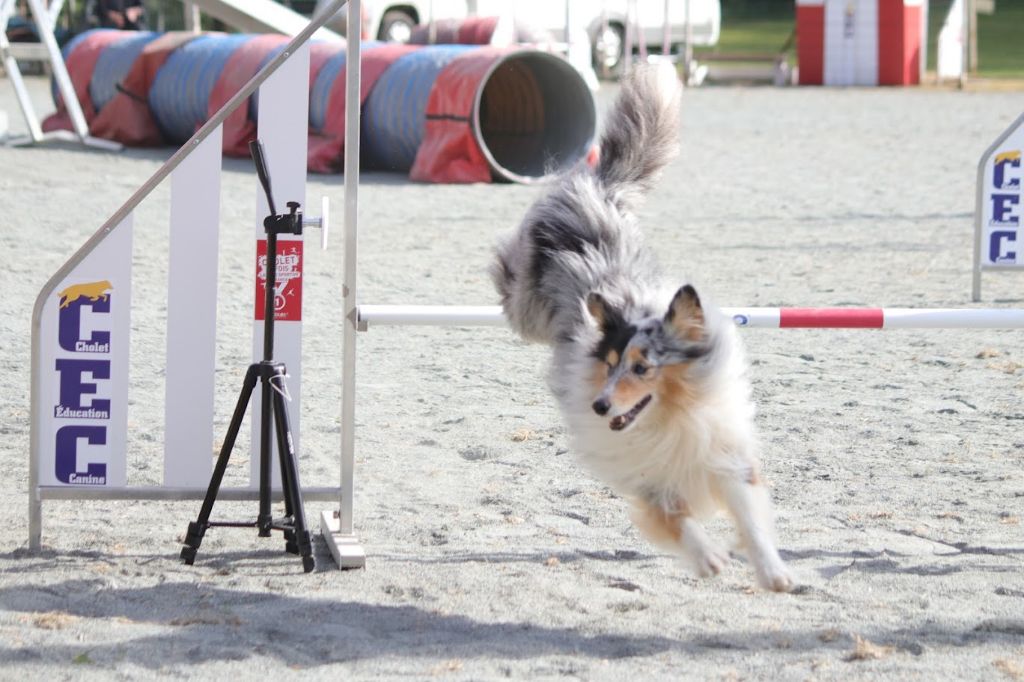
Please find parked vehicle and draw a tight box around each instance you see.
[495,1,722,76]
[312,1,721,75]
[313,0,466,43]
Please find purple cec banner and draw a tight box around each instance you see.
[982,127,1023,266]
[37,220,132,487]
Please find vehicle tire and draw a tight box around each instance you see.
[592,22,625,80]
[378,9,416,44]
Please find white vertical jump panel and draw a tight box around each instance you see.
[973,112,1024,300]
[823,0,878,86]
[251,43,311,488]
[163,126,223,486]
[35,217,133,488]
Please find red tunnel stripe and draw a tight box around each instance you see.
[779,308,885,328]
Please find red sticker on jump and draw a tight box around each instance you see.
[255,239,302,322]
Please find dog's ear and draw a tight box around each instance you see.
[665,285,704,342]
[587,292,611,327]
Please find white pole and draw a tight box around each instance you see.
[328,0,367,568]
[968,0,977,73]
[184,1,202,33]
[960,0,969,88]
[599,0,609,77]
[356,304,1024,330]
[341,0,361,537]
[623,0,634,73]
[428,0,436,44]
[881,308,1024,328]
[565,0,571,56]
[662,0,671,56]
[361,305,507,327]
[684,0,692,80]
[44,0,63,29]
[635,0,646,61]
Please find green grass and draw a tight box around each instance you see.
[697,0,1023,79]
[975,0,1024,77]
[929,0,1024,78]
[929,0,1024,77]
[695,4,795,56]
[698,18,796,55]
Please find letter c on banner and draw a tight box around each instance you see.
[55,425,107,484]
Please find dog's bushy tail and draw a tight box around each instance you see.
[595,62,681,201]
[491,64,681,345]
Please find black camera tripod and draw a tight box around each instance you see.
[180,139,315,573]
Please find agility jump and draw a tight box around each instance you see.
[27,0,1024,571]
[28,0,359,565]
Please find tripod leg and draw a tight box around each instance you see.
[267,364,296,554]
[257,369,274,537]
[275,375,295,548]
[275,397,297,555]
[180,365,259,565]
[271,380,315,573]
[277,425,298,555]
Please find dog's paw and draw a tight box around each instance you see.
[688,544,731,579]
[755,559,795,593]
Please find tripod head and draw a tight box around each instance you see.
[250,139,277,216]
[249,138,329,249]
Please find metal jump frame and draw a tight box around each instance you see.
[29,0,364,568]
[29,0,1024,569]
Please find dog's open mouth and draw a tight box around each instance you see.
[609,395,652,431]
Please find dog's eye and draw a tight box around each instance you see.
[633,363,648,376]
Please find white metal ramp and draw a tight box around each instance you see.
[187,0,341,40]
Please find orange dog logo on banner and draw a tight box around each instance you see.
[58,280,113,309]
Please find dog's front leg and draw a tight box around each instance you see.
[629,499,730,578]
[714,471,794,592]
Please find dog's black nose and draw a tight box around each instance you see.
[592,398,610,416]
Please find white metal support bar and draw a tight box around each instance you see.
[320,0,366,570]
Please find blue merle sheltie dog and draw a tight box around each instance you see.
[490,64,792,591]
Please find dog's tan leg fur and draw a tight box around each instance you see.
[714,471,794,592]
[630,499,684,546]
[629,499,730,578]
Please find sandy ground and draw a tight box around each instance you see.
[1,74,1023,680]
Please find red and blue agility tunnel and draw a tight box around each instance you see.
[89,30,160,111]
[44,30,596,184]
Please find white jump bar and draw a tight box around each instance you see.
[357,305,1024,330]
[359,305,508,328]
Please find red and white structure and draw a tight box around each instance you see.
[796,0,926,86]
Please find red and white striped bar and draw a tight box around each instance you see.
[357,305,1024,330]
